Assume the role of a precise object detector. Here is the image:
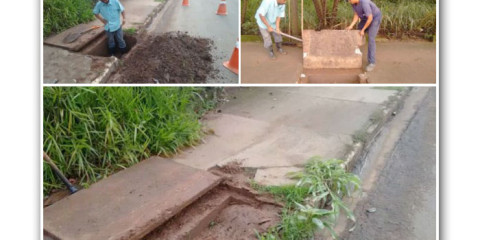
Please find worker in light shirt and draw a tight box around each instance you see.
[255,0,287,59]
[93,0,127,56]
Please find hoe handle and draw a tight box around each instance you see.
[43,152,78,194]
[277,31,303,42]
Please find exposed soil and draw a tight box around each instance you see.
[117,32,216,83]
[145,164,282,240]
[241,40,436,84]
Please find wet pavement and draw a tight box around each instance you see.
[345,88,436,240]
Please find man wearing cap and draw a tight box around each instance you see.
[346,0,382,72]
[255,0,287,59]
[93,0,127,56]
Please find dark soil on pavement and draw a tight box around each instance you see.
[117,32,215,83]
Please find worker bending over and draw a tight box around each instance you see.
[346,0,382,72]
[255,0,287,59]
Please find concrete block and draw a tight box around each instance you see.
[43,157,222,240]
[303,30,365,69]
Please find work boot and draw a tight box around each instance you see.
[365,63,376,72]
[108,47,116,56]
[268,47,276,60]
[119,47,127,54]
[276,43,287,55]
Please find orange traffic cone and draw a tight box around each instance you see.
[216,0,227,16]
[223,39,238,75]
[182,0,189,6]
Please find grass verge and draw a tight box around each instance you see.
[43,0,96,37]
[242,0,435,40]
[253,157,361,239]
[43,87,222,194]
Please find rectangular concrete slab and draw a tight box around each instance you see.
[303,30,364,69]
[43,157,222,240]
[44,0,164,52]
[44,22,105,52]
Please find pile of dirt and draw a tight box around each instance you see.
[118,32,215,83]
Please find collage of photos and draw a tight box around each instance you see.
[42,1,437,240]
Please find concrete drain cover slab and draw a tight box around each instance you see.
[44,22,104,52]
[303,30,364,69]
[43,157,222,240]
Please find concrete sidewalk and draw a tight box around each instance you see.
[173,87,401,185]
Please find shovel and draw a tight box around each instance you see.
[63,25,101,44]
[277,31,303,42]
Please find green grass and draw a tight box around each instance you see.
[43,87,221,194]
[124,27,137,35]
[43,0,96,37]
[242,0,436,40]
[253,157,361,240]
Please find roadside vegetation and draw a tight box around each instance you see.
[241,0,436,40]
[43,87,221,194]
[43,0,96,37]
[252,157,361,239]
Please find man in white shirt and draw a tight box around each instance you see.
[255,0,287,59]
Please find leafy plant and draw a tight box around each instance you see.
[254,157,361,240]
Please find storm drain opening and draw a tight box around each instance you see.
[81,34,138,58]
[144,163,282,240]
[144,185,282,240]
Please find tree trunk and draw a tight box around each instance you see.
[290,0,300,36]
[331,0,340,26]
[321,0,327,27]
[241,0,248,25]
[312,0,323,29]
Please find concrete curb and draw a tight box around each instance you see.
[91,57,119,84]
[138,0,168,35]
[343,88,412,172]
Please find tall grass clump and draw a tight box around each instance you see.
[43,87,221,194]
[43,0,95,37]
[254,157,361,239]
[242,0,436,40]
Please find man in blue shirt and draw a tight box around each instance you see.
[255,0,287,59]
[346,0,382,72]
[93,0,127,56]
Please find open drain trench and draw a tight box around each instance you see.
[144,184,282,240]
[81,34,138,58]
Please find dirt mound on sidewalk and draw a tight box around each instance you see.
[118,32,215,83]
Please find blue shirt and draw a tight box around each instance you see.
[93,0,125,32]
[351,0,381,21]
[255,0,285,30]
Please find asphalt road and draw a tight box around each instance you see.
[345,88,436,240]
